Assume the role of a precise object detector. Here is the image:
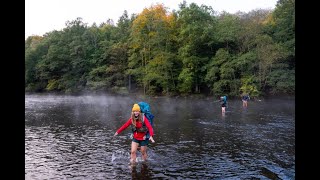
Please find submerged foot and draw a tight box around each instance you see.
[129,159,137,165]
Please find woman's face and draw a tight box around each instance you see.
[133,111,140,117]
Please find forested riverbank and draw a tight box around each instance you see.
[25,0,295,98]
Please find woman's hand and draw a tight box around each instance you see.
[149,136,155,143]
[114,132,118,136]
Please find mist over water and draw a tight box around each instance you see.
[25,94,295,179]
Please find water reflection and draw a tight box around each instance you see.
[25,94,295,179]
[130,162,152,180]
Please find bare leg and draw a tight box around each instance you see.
[222,107,226,114]
[140,146,148,161]
[243,100,247,107]
[130,141,139,163]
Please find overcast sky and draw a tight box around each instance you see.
[25,0,278,39]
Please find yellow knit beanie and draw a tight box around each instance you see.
[132,104,141,112]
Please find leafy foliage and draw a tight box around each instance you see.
[25,1,295,97]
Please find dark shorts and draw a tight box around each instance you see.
[242,96,249,101]
[221,103,226,107]
[132,138,149,146]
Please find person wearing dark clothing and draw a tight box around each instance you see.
[220,96,227,114]
[242,94,250,107]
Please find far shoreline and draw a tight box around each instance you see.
[25,91,295,101]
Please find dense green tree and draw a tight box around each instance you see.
[205,48,239,96]
[215,12,241,51]
[25,36,48,91]
[176,2,216,94]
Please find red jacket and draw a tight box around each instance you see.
[116,115,154,140]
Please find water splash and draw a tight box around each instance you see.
[111,150,129,164]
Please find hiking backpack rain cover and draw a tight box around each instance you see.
[138,102,154,139]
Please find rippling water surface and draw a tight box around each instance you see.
[25,94,295,179]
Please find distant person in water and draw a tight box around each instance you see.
[113,104,155,164]
[241,94,250,108]
[220,96,227,114]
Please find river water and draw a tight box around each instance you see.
[25,94,295,179]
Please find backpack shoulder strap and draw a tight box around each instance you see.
[142,113,145,123]
[142,113,148,129]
